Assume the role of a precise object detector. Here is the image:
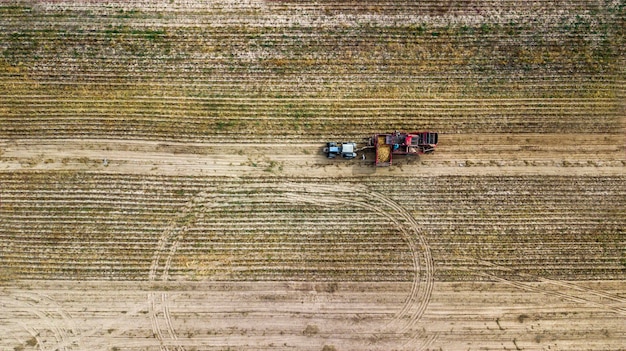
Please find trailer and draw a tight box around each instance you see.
[371,131,438,166]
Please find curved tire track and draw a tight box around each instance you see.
[150,192,208,281]
[147,191,211,351]
[162,294,179,343]
[150,181,434,347]
[1,292,78,351]
[276,182,434,341]
[365,190,435,333]
[19,293,78,351]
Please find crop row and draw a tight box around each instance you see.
[2,3,620,60]
[1,172,624,282]
[2,25,617,61]
[1,1,621,92]
[3,1,622,26]
[1,0,622,142]
[0,95,621,141]
[2,29,619,82]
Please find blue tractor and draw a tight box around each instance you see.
[324,142,357,159]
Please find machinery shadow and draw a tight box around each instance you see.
[351,151,377,176]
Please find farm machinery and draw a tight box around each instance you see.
[324,131,438,166]
[323,142,358,159]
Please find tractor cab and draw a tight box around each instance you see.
[324,142,357,159]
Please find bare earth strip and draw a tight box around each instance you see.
[1,135,624,177]
[1,280,624,351]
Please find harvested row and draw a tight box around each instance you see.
[373,176,626,281]
[0,173,416,281]
[1,172,623,282]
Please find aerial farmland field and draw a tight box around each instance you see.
[0,1,624,350]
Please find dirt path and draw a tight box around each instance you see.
[1,134,624,177]
[1,280,624,351]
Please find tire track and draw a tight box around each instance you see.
[479,273,590,304]
[148,199,193,281]
[148,292,166,351]
[401,330,440,351]
[0,292,78,351]
[365,190,435,332]
[1,328,25,351]
[151,191,210,281]
[134,181,434,347]
[18,293,78,351]
[476,259,626,306]
[348,197,422,333]
[43,293,163,351]
[537,279,626,309]
[161,294,185,351]
[0,294,44,351]
[162,294,178,342]
[30,309,65,349]
[147,190,211,351]
[469,259,626,315]
[275,181,434,341]
[18,322,44,351]
[147,292,185,351]
[161,234,182,283]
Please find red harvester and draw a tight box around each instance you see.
[370,131,438,166]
